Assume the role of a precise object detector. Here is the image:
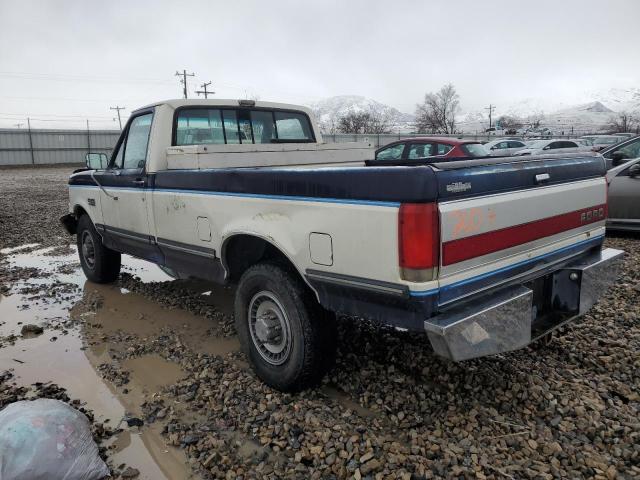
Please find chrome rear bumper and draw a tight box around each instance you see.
[424,248,624,361]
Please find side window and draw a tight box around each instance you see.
[509,141,524,148]
[274,112,313,141]
[376,143,405,160]
[548,142,561,149]
[175,109,225,145]
[116,113,153,170]
[615,139,640,159]
[436,143,453,155]
[408,143,434,159]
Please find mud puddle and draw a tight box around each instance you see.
[0,244,240,479]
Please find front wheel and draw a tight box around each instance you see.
[234,262,336,392]
[76,215,121,283]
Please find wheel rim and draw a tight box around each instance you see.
[81,230,96,270]
[248,290,292,366]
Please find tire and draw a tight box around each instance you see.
[234,262,336,392]
[76,215,121,283]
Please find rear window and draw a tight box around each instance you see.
[175,108,314,145]
[460,143,489,157]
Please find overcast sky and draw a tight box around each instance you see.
[0,0,638,128]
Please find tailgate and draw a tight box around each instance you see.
[433,154,607,305]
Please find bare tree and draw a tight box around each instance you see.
[526,111,545,129]
[496,115,524,131]
[414,83,460,134]
[607,111,638,133]
[337,109,392,134]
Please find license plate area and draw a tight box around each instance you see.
[526,272,577,339]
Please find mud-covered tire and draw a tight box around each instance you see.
[234,262,336,392]
[76,215,121,283]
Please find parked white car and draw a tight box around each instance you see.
[513,139,590,156]
[484,139,528,156]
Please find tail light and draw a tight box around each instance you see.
[398,203,440,282]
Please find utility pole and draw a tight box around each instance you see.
[86,119,91,154]
[13,123,24,129]
[485,104,496,129]
[27,118,35,164]
[175,69,195,99]
[110,106,125,130]
[196,81,214,99]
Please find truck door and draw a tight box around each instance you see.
[98,110,160,261]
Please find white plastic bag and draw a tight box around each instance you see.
[0,399,110,480]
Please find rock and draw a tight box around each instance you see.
[21,324,43,335]
[125,416,144,428]
[360,459,381,475]
[360,451,374,463]
[182,434,200,446]
[203,452,218,467]
[120,466,140,478]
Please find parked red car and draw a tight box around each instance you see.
[373,137,489,162]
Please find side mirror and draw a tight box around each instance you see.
[85,152,108,170]
[629,164,640,178]
[611,151,628,167]
[543,145,550,150]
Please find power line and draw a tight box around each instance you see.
[175,70,195,99]
[110,106,126,130]
[196,81,214,99]
[0,71,176,86]
[0,111,112,119]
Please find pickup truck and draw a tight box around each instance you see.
[61,99,624,392]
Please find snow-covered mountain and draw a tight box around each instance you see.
[588,87,640,114]
[307,95,414,132]
[309,87,639,135]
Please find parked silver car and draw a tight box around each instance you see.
[606,158,640,232]
[513,139,590,156]
[484,139,528,156]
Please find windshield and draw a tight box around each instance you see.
[460,143,489,157]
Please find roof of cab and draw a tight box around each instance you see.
[132,99,314,117]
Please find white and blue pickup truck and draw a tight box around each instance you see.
[61,99,623,391]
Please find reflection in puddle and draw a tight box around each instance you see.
[0,244,239,479]
[122,354,185,394]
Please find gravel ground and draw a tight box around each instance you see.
[1,166,639,479]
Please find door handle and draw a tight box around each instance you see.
[132,179,146,187]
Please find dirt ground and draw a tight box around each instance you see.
[0,166,639,480]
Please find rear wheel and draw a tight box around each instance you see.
[234,262,336,392]
[76,215,121,283]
